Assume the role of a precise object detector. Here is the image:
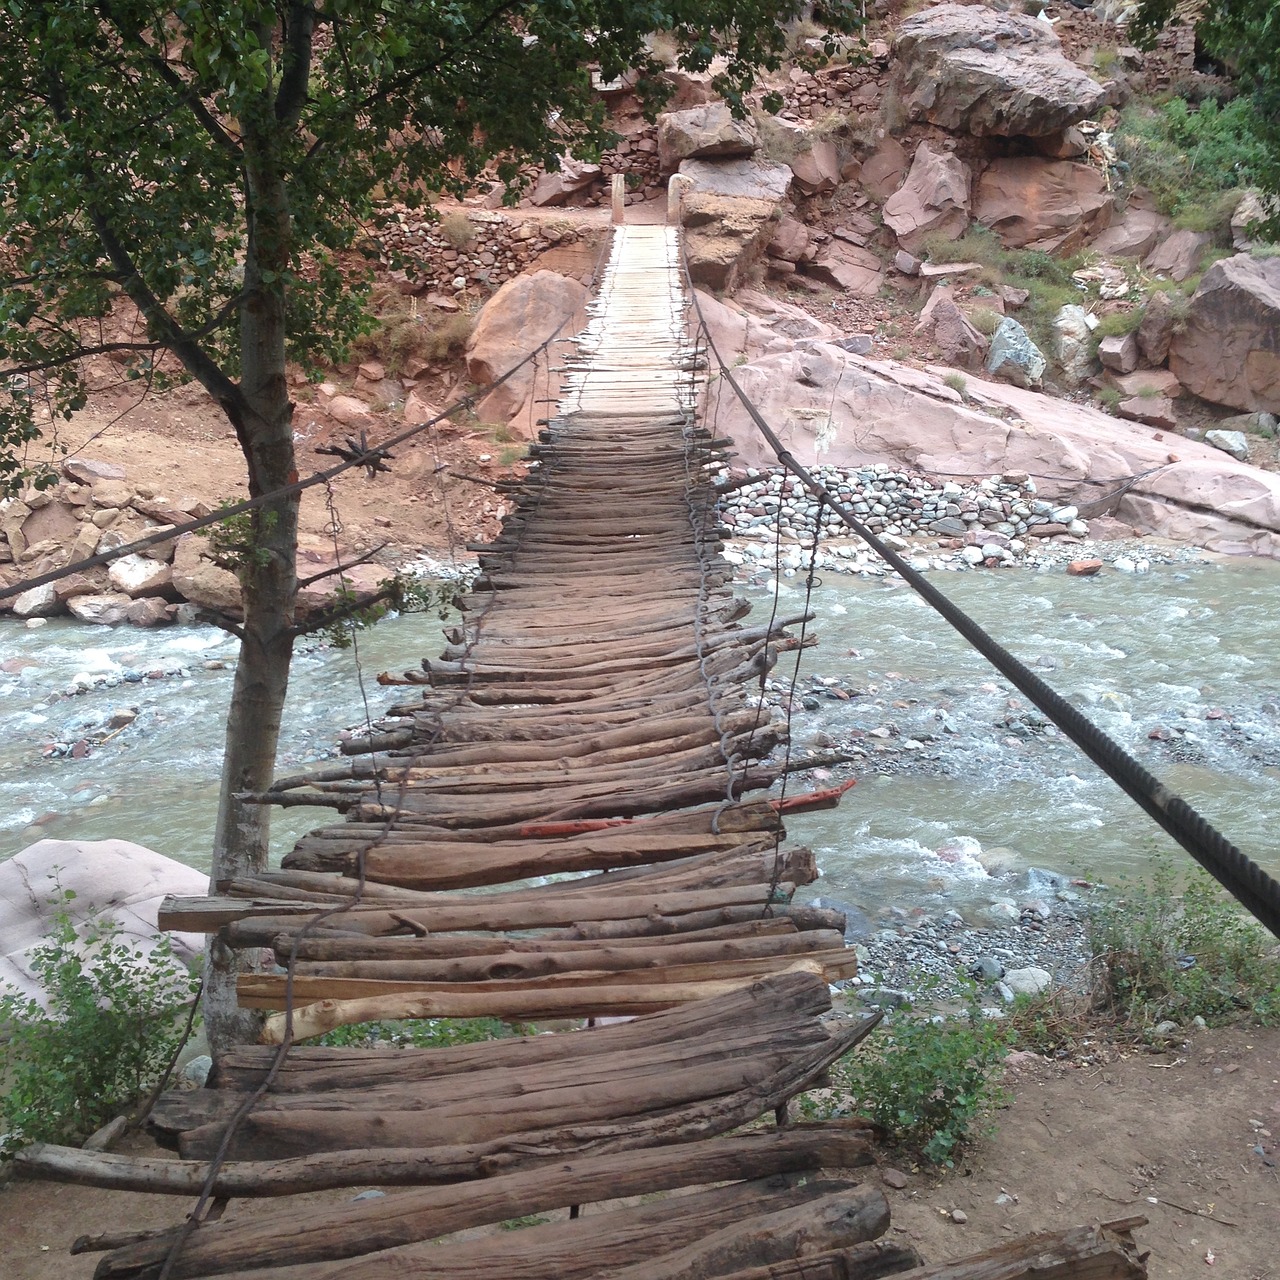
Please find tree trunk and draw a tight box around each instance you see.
[205,88,302,1055]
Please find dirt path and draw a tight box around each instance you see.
[4,1024,1276,1280]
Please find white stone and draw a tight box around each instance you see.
[108,553,172,598]
[1003,966,1053,998]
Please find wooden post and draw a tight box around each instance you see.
[611,174,625,225]
[667,174,689,226]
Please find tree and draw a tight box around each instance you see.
[0,1,861,1049]
[1130,0,1280,238]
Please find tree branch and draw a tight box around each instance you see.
[289,586,396,638]
[276,2,316,125]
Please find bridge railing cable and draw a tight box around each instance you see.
[679,242,1280,940]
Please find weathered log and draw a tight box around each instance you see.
[161,1180,876,1280]
[215,970,835,1092]
[251,956,853,1041]
[595,1186,890,1280]
[86,1130,875,1277]
[698,1240,923,1280]
[288,929,843,981]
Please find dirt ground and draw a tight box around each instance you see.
[3,1023,1276,1280]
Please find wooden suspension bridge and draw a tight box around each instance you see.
[16,221,1148,1280]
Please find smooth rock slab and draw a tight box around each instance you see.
[67,591,133,624]
[1003,966,1053,998]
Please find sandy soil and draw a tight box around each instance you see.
[3,1023,1276,1280]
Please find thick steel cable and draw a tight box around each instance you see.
[682,270,1280,940]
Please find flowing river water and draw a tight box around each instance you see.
[2,557,1279,921]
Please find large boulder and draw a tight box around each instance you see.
[465,270,589,426]
[1137,290,1178,366]
[892,4,1106,138]
[975,158,1113,252]
[170,532,242,614]
[108,553,174,598]
[657,103,759,172]
[987,317,1047,388]
[67,591,133,625]
[1089,206,1170,258]
[805,243,885,296]
[788,139,842,197]
[527,155,601,207]
[0,840,206,1006]
[678,156,793,202]
[882,142,971,252]
[1054,304,1097,386]
[1144,229,1211,282]
[1168,254,1280,413]
[682,194,780,292]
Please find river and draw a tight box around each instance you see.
[3,556,1279,918]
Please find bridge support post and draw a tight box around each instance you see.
[666,174,691,227]
[611,174,625,225]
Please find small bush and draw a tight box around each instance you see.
[1087,859,1280,1032]
[1,894,201,1155]
[317,1016,515,1048]
[802,992,1011,1165]
[1097,386,1123,411]
[439,211,476,250]
[354,293,473,374]
[969,306,1002,337]
[943,371,968,397]
[1093,309,1143,339]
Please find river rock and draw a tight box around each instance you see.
[465,270,588,425]
[53,571,109,604]
[975,158,1113,252]
[171,532,242,614]
[1098,331,1139,373]
[677,156,792,202]
[1003,966,1053,998]
[1054,305,1096,386]
[12,582,59,618]
[1168,254,1280,413]
[1206,429,1250,461]
[882,142,970,252]
[656,103,759,172]
[108,553,173,598]
[67,591,133,624]
[986,317,1047,388]
[892,4,1106,137]
[0,839,207,1005]
[125,597,173,627]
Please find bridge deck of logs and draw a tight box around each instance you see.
[16,225,1148,1280]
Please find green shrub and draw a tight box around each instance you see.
[943,371,968,397]
[802,991,1011,1165]
[969,306,1002,337]
[316,1016,515,1048]
[1,893,201,1155]
[1093,309,1143,339]
[1087,860,1280,1032]
[1114,97,1268,229]
[353,288,474,373]
[1097,386,1123,412]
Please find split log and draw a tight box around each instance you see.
[695,1240,923,1280]
[87,1130,875,1277]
